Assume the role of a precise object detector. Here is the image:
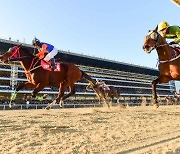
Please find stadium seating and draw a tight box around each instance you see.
[0,38,176,106]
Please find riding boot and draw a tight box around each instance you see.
[50,58,55,86]
[50,58,56,69]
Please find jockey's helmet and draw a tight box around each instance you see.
[158,21,169,31]
[32,37,41,46]
[96,79,102,82]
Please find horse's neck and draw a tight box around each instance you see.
[157,40,174,61]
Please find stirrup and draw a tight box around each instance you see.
[50,65,56,69]
[50,58,56,69]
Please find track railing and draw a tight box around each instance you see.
[0,101,179,110]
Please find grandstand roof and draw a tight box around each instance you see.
[0,38,159,76]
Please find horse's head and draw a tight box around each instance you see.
[0,44,33,64]
[0,45,20,64]
[143,26,163,53]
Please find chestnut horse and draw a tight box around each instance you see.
[0,45,102,109]
[143,26,180,107]
[164,96,175,105]
[86,83,120,106]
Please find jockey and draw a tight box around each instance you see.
[32,38,58,69]
[157,21,180,45]
[96,79,110,90]
[174,91,180,97]
[96,79,105,87]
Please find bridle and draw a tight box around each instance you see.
[146,31,180,64]
[8,46,42,73]
[9,46,30,61]
[145,31,168,50]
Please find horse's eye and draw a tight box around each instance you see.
[150,33,157,40]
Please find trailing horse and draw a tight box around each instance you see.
[86,83,120,107]
[164,96,176,105]
[143,26,180,107]
[0,45,102,109]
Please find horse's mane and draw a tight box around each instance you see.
[20,46,36,57]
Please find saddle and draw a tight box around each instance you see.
[175,47,180,53]
[100,86,110,91]
[170,44,180,53]
[40,59,61,72]
[170,45,180,58]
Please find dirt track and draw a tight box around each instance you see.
[0,105,179,154]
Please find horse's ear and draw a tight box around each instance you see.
[154,25,158,32]
[17,44,23,47]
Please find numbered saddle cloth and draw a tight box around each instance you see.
[41,60,61,72]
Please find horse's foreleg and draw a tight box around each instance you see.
[86,84,91,91]
[117,98,120,104]
[152,78,159,107]
[31,83,46,101]
[45,100,56,110]
[116,94,120,104]
[152,76,170,108]
[9,82,35,108]
[10,83,25,107]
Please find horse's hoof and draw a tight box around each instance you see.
[45,106,50,110]
[156,104,159,108]
[9,104,12,108]
[153,103,159,108]
[59,103,63,108]
[59,100,63,108]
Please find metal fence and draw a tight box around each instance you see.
[0,100,179,110]
[0,103,102,110]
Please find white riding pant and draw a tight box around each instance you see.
[44,48,58,61]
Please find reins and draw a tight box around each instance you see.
[9,56,31,61]
[152,32,180,64]
[158,54,180,64]
[9,46,30,61]
[9,46,42,73]
[156,43,180,64]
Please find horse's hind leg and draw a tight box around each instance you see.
[61,83,76,105]
[45,81,69,109]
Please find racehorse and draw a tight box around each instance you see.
[164,96,175,105]
[86,83,120,106]
[0,45,102,109]
[143,26,180,107]
[173,92,180,104]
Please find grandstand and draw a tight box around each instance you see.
[0,38,176,106]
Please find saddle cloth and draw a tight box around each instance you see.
[41,60,61,72]
[104,86,110,91]
[175,47,180,53]
[100,86,110,91]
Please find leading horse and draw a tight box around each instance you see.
[143,26,180,107]
[0,45,102,109]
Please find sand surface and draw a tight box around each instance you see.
[0,105,180,154]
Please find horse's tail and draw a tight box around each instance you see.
[80,70,96,87]
[86,84,92,91]
[81,70,104,99]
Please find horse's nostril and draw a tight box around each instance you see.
[145,45,149,49]
[143,45,148,50]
